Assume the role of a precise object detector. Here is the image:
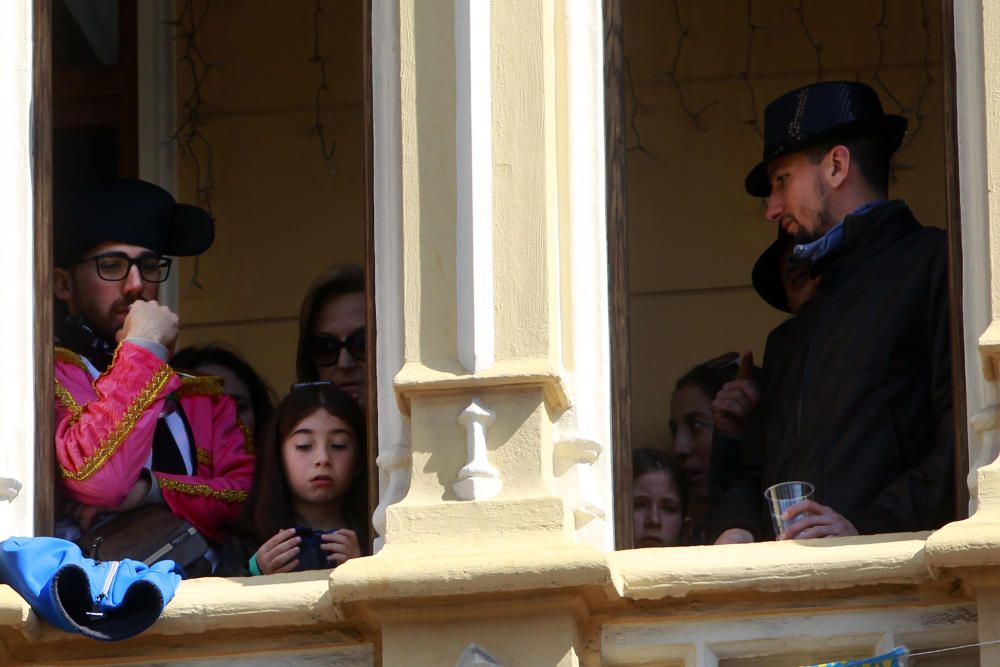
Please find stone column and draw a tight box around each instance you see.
[927,3,1000,665]
[338,1,612,665]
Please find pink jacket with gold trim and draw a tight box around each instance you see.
[54,341,254,542]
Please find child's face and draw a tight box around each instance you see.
[282,408,358,510]
[633,470,684,548]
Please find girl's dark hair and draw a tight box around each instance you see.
[674,352,743,403]
[238,383,370,552]
[632,447,689,517]
[296,264,365,382]
[171,344,277,445]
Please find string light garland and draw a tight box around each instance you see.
[632,0,935,172]
[309,0,338,170]
[625,58,652,156]
[741,0,764,139]
[793,0,823,83]
[168,0,216,289]
[662,0,715,131]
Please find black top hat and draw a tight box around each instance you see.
[54,179,214,267]
[744,81,907,197]
[752,226,792,313]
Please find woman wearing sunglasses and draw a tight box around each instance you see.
[296,264,367,410]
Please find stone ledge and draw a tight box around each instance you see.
[0,569,347,643]
[610,533,932,600]
[329,543,616,604]
[393,358,569,415]
[925,509,1000,571]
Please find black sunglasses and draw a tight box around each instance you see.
[307,327,366,366]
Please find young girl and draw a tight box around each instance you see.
[632,448,688,548]
[218,383,369,576]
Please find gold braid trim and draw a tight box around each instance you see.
[196,448,213,467]
[54,379,83,424]
[157,477,248,503]
[60,365,175,482]
[174,374,224,398]
[238,421,254,455]
[55,347,91,374]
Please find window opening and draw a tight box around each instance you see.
[608,0,965,548]
[40,0,378,567]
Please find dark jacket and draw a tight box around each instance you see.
[708,200,954,541]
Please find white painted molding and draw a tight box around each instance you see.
[455,642,502,667]
[454,0,495,374]
[552,0,613,549]
[372,442,412,550]
[372,0,409,552]
[0,0,35,539]
[954,0,992,512]
[553,436,606,527]
[454,399,501,500]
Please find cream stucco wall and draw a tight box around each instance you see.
[173,0,367,393]
[626,0,948,450]
[9,1,1000,666]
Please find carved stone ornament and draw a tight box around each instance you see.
[554,436,607,526]
[455,642,502,667]
[454,399,502,500]
[0,477,21,503]
[372,443,413,540]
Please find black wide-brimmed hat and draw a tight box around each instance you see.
[744,81,907,197]
[54,179,214,267]
[752,226,792,313]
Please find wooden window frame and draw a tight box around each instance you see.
[604,0,969,549]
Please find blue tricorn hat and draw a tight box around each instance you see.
[54,179,214,267]
[744,81,907,197]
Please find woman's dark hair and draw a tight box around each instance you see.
[296,264,365,382]
[632,447,689,517]
[674,352,743,403]
[238,383,370,552]
[171,344,277,446]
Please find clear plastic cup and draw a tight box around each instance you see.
[764,481,815,537]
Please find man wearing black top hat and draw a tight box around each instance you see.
[708,81,954,543]
[52,179,253,551]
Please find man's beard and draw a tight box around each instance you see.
[792,179,837,244]
[87,296,140,343]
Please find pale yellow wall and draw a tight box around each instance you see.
[626,0,947,450]
[173,1,366,393]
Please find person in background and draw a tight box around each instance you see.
[171,344,277,451]
[296,264,367,410]
[632,448,688,548]
[218,383,369,576]
[710,230,820,450]
[669,354,750,543]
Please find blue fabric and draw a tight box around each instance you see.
[792,200,888,263]
[0,536,182,641]
[801,646,908,666]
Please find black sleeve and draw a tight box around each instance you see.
[215,533,258,577]
[709,431,745,501]
[843,234,955,533]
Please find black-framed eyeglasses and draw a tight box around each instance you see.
[307,327,366,367]
[84,252,173,283]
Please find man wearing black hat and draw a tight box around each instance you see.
[709,81,954,544]
[52,180,253,551]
